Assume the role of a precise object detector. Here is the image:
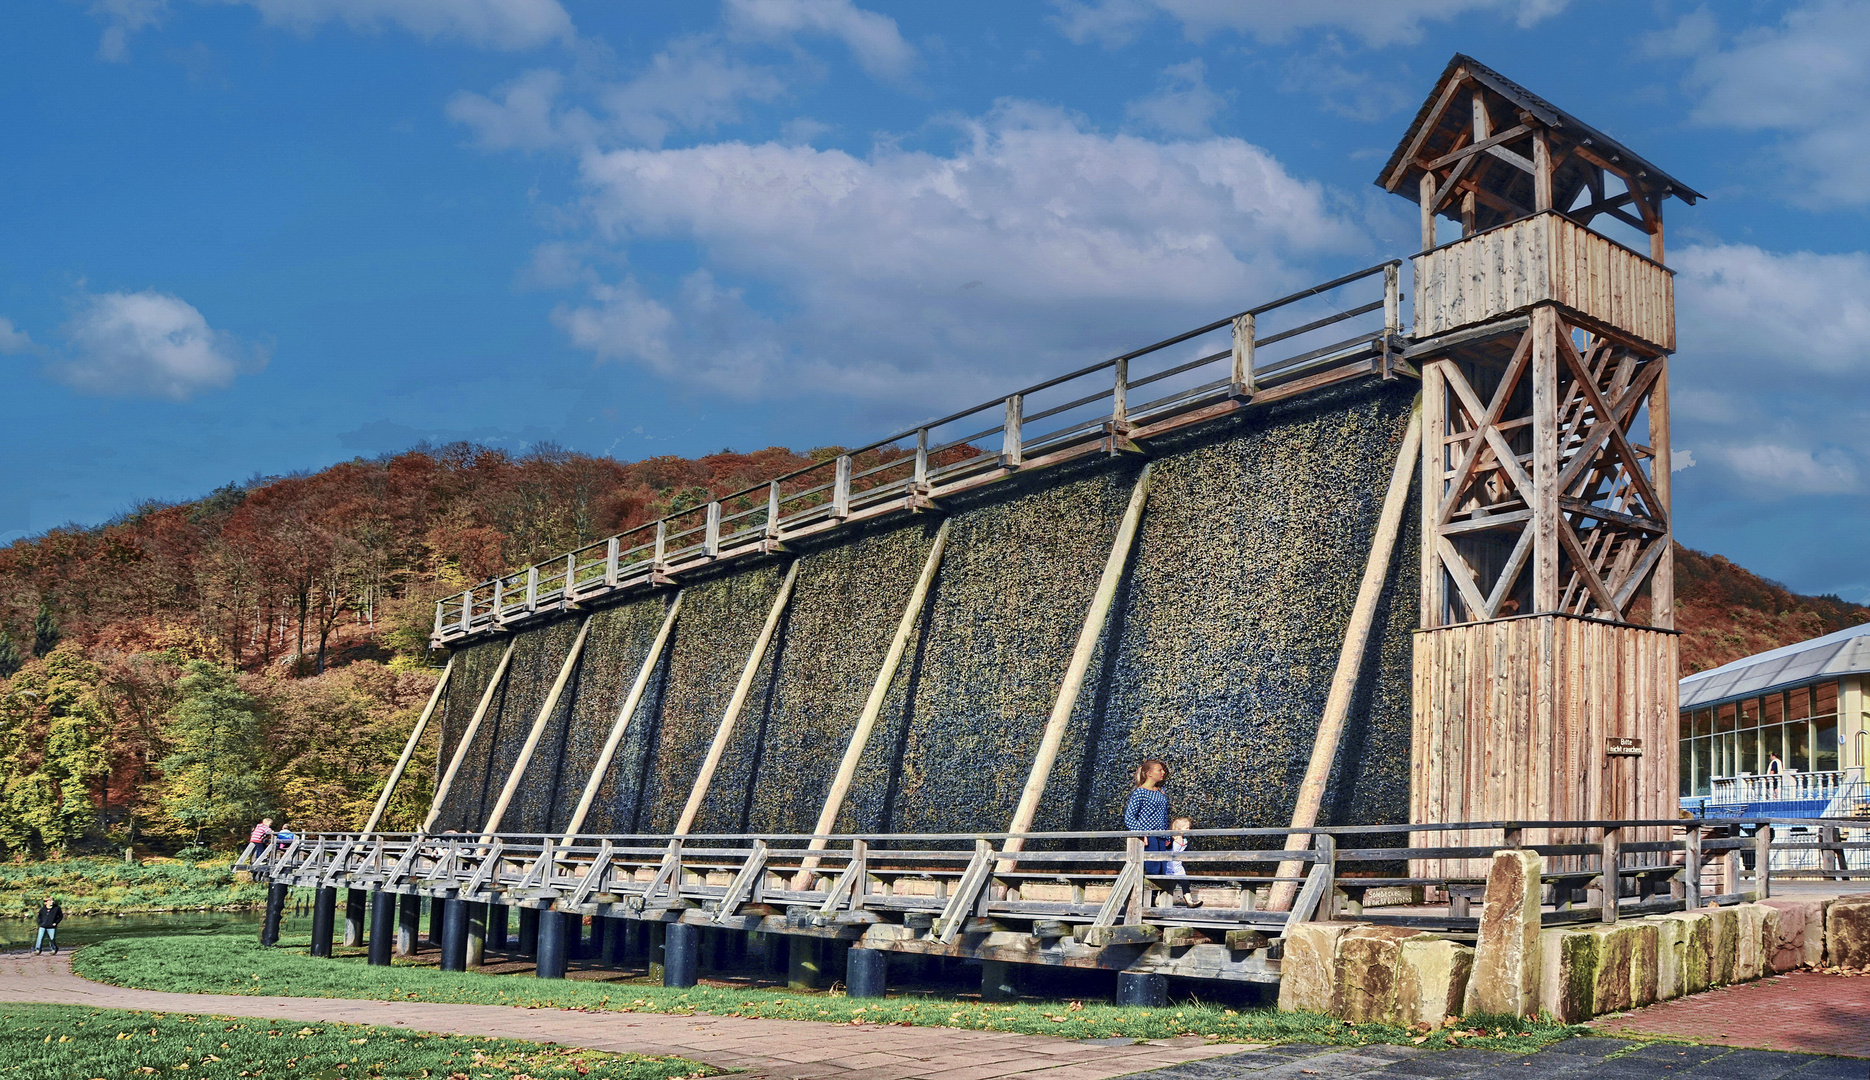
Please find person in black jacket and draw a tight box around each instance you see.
[33,897,63,955]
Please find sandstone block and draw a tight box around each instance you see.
[1759,898,1828,971]
[1827,895,1870,968]
[1652,913,1690,1000]
[1733,903,1769,982]
[1537,927,1597,1023]
[1704,905,1739,987]
[1465,849,1543,1018]
[1335,925,1420,1022]
[1396,936,1473,1028]
[1277,921,1356,1013]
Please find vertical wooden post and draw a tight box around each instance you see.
[480,616,595,838]
[560,592,685,842]
[705,502,722,557]
[796,520,951,885]
[673,561,802,836]
[834,456,852,517]
[491,578,503,616]
[1600,826,1620,924]
[1648,358,1674,629]
[1231,313,1256,396]
[423,640,518,833]
[564,553,576,598]
[1112,359,1128,424]
[913,429,929,488]
[1754,824,1773,900]
[1270,403,1422,909]
[1001,463,1155,864]
[605,537,620,586]
[1532,130,1552,212]
[1421,362,1446,629]
[1002,396,1024,467]
[654,520,667,567]
[526,567,540,612]
[433,600,446,640]
[459,591,472,633]
[1649,204,1666,264]
[1531,306,1561,612]
[1683,823,1702,908]
[765,481,782,538]
[1383,264,1400,335]
[1420,171,1437,251]
[363,656,456,833]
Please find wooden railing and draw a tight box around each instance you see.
[432,261,1405,646]
[240,816,1838,965]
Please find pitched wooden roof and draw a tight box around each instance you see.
[1378,54,1702,234]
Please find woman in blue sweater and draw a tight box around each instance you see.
[1124,759,1171,876]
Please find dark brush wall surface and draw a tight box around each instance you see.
[424,376,1419,839]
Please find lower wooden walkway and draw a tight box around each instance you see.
[0,951,1239,1080]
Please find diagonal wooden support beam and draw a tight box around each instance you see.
[712,839,770,923]
[674,560,802,835]
[422,639,517,833]
[559,591,685,844]
[1000,463,1156,868]
[480,614,595,839]
[1436,330,1533,527]
[364,655,454,833]
[795,520,951,887]
[1269,401,1421,911]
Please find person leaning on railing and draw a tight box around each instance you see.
[1125,759,1172,875]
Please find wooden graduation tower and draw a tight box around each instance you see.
[1382,56,1702,830]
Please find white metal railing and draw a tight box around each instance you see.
[1710,768,1857,805]
[431,261,1405,645]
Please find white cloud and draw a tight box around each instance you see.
[0,318,33,355]
[1124,59,1226,137]
[91,0,170,61]
[235,0,572,50]
[1671,448,1696,472]
[723,0,914,80]
[1052,0,1568,48]
[448,39,785,150]
[52,290,266,401]
[1671,242,1870,496]
[1675,0,1870,206]
[550,100,1363,405]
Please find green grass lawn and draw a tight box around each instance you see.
[0,1003,717,1080]
[73,925,1583,1053]
[0,858,267,919]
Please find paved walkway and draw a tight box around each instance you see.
[1594,970,1870,1058]
[0,950,1242,1080]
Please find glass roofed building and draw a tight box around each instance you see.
[1678,622,1870,817]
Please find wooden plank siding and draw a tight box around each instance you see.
[1413,212,1674,352]
[1410,615,1679,877]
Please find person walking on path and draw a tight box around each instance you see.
[1124,759,1171,876]
[32,898,63,955]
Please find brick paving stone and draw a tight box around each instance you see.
[1594,973,1870,1059]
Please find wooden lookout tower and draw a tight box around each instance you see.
[1382,56,1703,831]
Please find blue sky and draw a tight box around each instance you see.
[3,0,1868,601]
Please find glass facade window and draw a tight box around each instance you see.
[1676,680,1847,796]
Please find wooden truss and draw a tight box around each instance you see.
[1423,309,1672,628]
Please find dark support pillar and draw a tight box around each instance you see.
[754,932,787,977]
[430,895,446,945]
[397,893,420,955]
[344,888,368,948]
[981,960,1019,1002]
[488,904,508,952]
[647,923,667,982]
[847,947,887,998]
[788,937,825,990]
[309,885,336,958]
[368,890,395,966]
[536,907,568,979]
[440,898,468,972]
[260,883,288,947]
[465,902,487,968]
[707,927,734,972]
[625,920,649,964]
[517,907,540,958]
[602,917,628,968]
[664,922,699,988]
[1116,972,1168,1007]
[561,913,585,962]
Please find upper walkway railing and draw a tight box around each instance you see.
[432,262,1404,646]
[1710,768,1861,807]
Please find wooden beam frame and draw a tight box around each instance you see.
[796,520,952,886]
[363,654,454,833]
[673,560,802,836]
[421,639,517,833]
[559,590,685,843]
[479,615,595,838]
[1000,463,1156,865]
[1269,402,1423,911]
